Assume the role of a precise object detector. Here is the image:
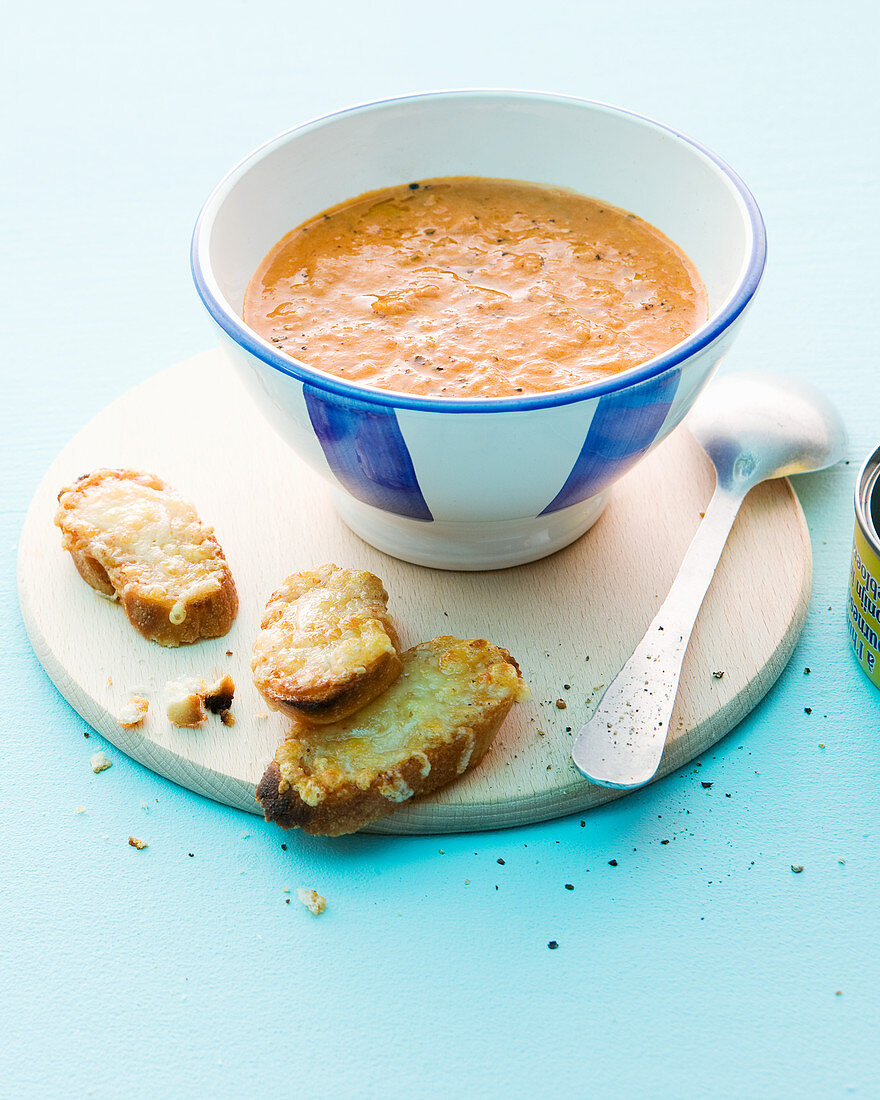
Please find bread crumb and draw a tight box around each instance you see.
[106,675,113,687]
[163,674,236,727]
[204,673,235,714]
[296,888,326,915]
[164,677,208,728]
[76,805,85,814]
[140,800,150,812]
[555,699,567,709]
[90,752,112,773]
[128,836,148,850]
[117,695,149,728]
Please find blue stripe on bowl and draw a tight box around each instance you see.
[539,369,681,515]
[304,386,433,521]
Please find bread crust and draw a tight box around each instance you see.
[256,636,527,835]
[251,563,402,725]
[55,469,237,646]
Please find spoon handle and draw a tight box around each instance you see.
[571,485,745,789]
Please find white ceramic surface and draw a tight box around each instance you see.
[193,91,765,568]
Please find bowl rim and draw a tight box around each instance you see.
[191,88,766,414]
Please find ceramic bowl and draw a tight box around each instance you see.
[192,90,765,569]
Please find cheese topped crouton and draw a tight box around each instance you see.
[251,563,402,725]
[256,636,528,835]
[55,469,237,646]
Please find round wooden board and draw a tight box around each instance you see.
[18,350,812,834]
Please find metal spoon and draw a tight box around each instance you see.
[570,371,847,790]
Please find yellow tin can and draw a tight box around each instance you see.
[848,447,880,687]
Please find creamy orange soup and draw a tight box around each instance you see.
[244,178,706,399]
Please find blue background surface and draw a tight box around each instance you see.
[3,2,879,1096]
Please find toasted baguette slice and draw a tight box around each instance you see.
[256,636,528,835]
[55,469,237,647]
[251,563,403,725]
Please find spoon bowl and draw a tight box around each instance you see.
[689,371,848,491]
[571,370,846,790]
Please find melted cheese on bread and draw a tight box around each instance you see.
[258,636,528,834]
[251,563,402,724]
[55,469,237,646]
